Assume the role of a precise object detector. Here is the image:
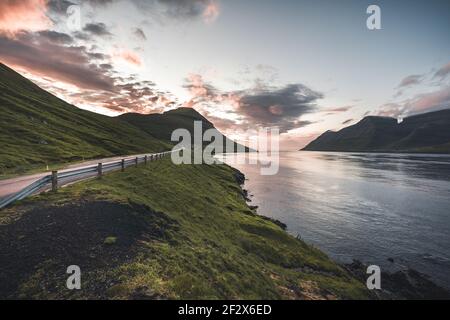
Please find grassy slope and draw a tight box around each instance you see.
[0,160,370,299]
[0,63,169,176]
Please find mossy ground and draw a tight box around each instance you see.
[0,159,371,299]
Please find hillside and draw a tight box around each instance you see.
[118,108,250,152]
[302,110,450,153]
[0,63,169,176]
[0,63,370,300]
[0,158,371,299]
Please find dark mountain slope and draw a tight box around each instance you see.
[302,110,450,153]
[118,108,250,152]
[0,62,169,175]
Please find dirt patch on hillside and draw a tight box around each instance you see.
[0,200,178,299]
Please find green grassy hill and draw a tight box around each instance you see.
[0,63,169,176]
[0,62,370,300]
[118,108,251,152]
[302,110,450,153]
[0,159,371,299]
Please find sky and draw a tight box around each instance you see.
[0,0,449,150]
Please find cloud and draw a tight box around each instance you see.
[383,62,450,116]
[156,0,208,16]
[114,50,142,66]
[85,0,115,6]
[0,32,115,91]
[342,119,354,125]
[9,53,174,115]
[398,74,423,87]
[410,87,450,113]
[49,0,220,24]
[150,0,220,23]
[47,0,74,13]
[50,0,113,9]
[202,0,219,23]
[83,22,112,37]
[0,0,52,37]
[377,86,450,117]
[183,73,218,100]
[433,62,450,80]
[0,2,175,116]
[37,30,74,44]
[133,27,147,40]
[325,106,353,113]
[237,84,322,132]
[67,80,175,114]
[99,63,113,70]
[183,74,322,133]
[377,103,402,118]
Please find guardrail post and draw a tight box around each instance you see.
[98,163,103,178]
[135,157,139,167]
[121,159,125,172]
[51,171,58,192]
[144,155,148,165]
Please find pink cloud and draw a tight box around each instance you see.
[114,50,142,66]
[203,1,219,23]
[0,0,51,37]
[0,32,115,91]
[377,87,450,117]
[269,105,283,115]
[187,74,206,95]
[182,73,320,134]
[411,87,450,112]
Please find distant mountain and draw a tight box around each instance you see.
[118,108,250,152]
[0,62,169,174]
[302,110,450,153]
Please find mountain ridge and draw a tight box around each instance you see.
[302,109,450,153]
[118,107,250,152]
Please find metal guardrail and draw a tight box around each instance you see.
[0,149,182,209]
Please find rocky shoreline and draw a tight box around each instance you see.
[233,168,450,300]
[343,259,450,300]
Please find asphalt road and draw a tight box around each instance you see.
[0,153,155,201]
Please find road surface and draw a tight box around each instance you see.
[0,153,157,202]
